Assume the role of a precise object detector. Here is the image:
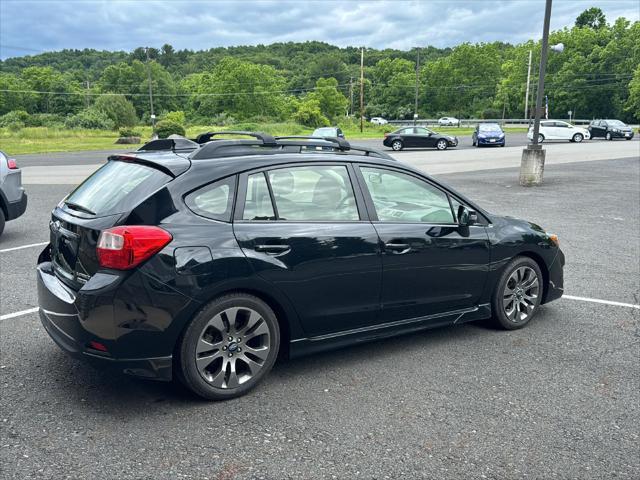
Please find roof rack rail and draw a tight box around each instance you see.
[194,131,276,145]
[137,137,199,152]
[274,135,351,150]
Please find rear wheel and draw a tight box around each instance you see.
[537,134,544,143]
[572,133,584,143]
[436,139,448,150]
[491,256,543,330]
[605,132,612,141]
[391,140,404,151]
[177,293,280,400]
[0,208,5,237]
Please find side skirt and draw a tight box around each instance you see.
[289,303,491,359]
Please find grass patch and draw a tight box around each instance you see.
[1,124,528,155]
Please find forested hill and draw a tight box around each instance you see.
[1,9,639,125]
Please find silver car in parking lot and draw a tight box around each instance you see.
[0,151,27,236]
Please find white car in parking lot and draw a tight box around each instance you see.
[528,120,590,143]
[438,117,460,126]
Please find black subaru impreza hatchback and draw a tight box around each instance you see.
[37,132,564,400]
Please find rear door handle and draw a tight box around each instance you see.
[384,242,411,254]
[254,244,291,255]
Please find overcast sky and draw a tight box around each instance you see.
[1,0,638,59]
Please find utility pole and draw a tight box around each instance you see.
[414,49,420,125]
[349,76,354,116]
[524,49,532,119]
[520,0,552,186]
[85,80,90,109]
[359,48,364,133]
[145,47,156,129]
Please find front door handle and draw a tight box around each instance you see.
[254,244,291,255]
[384,242,411,254]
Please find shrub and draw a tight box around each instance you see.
[30,113,65,128]
[163,111,186,125]
[118,128,141,137]
[292,99,330,128]
[210,112,236,126]
[65,108,115,130]
[7,121,25,132]
[154,119,185,138]
[93,95,138,129]
[0,110,31,127]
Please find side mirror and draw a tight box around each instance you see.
[457,205,478,226]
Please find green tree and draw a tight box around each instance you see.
[93,94,138,128]
[292,98,329,127]
[625,65,640,120]
[306,77,348,121]
[575,8,607,30]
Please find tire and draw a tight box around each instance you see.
[472,138,476,147]
[605,132,612,141]
[625,137,631,140]
[537,134,544,143]
[436,139,448,150]
[177,293,281,400]
[391,139,404,151]
[500,143,505,147]
[572,133,584,143]
[491,256,543,330]
[0,208,5,237]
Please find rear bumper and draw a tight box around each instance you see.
[5,190,27,221]
[36,260,174,381]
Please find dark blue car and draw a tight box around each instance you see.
[472,123,505,147]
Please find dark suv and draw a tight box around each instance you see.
[37,132,564,400]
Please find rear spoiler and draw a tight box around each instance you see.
[137,137,199,152]
[107,154,189,177]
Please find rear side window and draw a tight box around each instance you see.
[64,160,171,216]
[185,176,236,222]
[267,165,359,221]
[243,172,275,220]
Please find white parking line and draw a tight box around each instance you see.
[0,242,48,253]
[1,295,638,322]
[563,295,639,310]
[0,307,39,320]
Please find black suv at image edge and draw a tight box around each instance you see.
[37,132,564,400]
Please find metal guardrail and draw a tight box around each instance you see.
[386,118,595,127]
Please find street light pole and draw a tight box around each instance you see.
[145,47,156,129]
[519,0,552,186]
[414,49,420,125]
[524,49,532,119]
[359,47,364,133]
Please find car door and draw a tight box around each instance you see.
[414,127,436,148]
[356,165,490,323]
[539,120,555,139]
[233,163,382,337]
[397,127,418,147]
[590,121,602,138]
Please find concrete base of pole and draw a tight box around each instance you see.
[519,145,546,186]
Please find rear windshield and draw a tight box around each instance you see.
[64,160,171,216]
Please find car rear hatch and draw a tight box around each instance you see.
[49,154,188,290]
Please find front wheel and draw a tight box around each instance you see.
[572,133,584,143]
[605,132,612,141]
[391,140,404,151]
[0,208,5,237]
[436,139,448,150]
[537,134,544,143]
[491,256,543,330]
[177,293,280,400]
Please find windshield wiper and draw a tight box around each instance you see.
[64,201,96,215]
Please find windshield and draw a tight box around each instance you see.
[608,120,626,127]
[313,128,336,136]
[64,160,171,216]
[479,124,502,132]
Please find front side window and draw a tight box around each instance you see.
[243,172,275,220]
[267,165,359,221]
[360,167,454,224]
[185,176,236,222]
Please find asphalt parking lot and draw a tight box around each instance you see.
[1,142,639,479]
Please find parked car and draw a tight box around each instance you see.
[472,123,506,147]
[37,132,564,400]
[383,126,458,151]
[311,126,345,138]
[370,117,388,125]
[0,151,27,237]
[588,119,634,140]
[438,117,460,126]
[527,120,590,143]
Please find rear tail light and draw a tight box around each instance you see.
[7,158,18,169]
[97,226,172,270]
